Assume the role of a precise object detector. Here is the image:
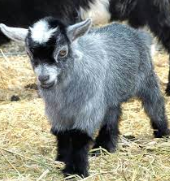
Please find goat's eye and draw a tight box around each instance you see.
[59,50,67,58]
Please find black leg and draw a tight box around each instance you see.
[51,128,71,164]
[137,75,170,138]
[56,132,71,163]
[166,56,170,95]
[63,130,92,178]
[93,106,121,154]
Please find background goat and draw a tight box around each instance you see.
[0,17,169,177]
[1,0,170,95]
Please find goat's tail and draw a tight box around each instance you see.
[138,30,156,56]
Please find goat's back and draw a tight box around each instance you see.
[76,23,153,104]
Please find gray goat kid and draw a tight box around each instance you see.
[0,17,169,177]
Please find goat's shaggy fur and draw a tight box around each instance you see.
[1,17,169,177]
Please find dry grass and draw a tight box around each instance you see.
[0,44,170,181]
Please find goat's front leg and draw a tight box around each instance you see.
[93,106,121,154]
[51,128,71,164]
[63,129,92,178]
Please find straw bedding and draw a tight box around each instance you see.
[0,43,170,181]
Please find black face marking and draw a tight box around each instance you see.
[26,17,70,66]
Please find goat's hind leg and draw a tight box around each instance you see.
[165,56,170,95]
[137,75,170,138]
[92,106,121,155]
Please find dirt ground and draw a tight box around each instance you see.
[0,43,170,181]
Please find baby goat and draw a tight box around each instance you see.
[0,17,169,177]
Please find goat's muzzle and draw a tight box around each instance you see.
[40,81,55,89]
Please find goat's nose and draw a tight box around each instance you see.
[38,75,49,82]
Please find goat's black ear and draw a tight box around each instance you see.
[67,19,92,42]
[0,24,28,43]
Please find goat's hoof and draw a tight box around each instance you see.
[55,155,67,163]
[62,165,89,178]
[154,129,170,138]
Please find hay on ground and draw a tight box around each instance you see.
[0,45,170,181]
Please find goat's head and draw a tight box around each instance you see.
[0,17,92,89]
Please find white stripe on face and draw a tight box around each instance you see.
[30,20,57,44]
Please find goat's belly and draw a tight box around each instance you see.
[45,101,105,136]
[80,0,111,25]
[45,106,74,130]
